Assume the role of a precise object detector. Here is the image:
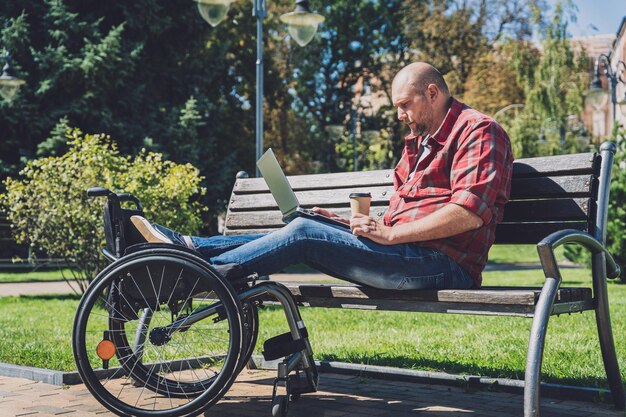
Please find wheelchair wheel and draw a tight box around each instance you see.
[72,248,243,417]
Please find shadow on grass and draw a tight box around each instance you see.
[315,352,618,389]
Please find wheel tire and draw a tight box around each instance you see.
[72,248,243,417]
[271,395,288,417]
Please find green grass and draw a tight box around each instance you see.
[487,244,568,264]
[0,268,75,283]
[0,267,624,389]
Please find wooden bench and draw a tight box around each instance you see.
[223,142,624,417]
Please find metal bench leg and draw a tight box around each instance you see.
[592,254,626,409]
[133,308,153,361]
[524,276,559,417]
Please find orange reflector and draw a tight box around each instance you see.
[96,340,116,361]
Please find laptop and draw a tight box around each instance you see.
[257,148,350,229]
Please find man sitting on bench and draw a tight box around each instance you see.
[131,61,514,290]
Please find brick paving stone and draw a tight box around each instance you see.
[0,370,624,417]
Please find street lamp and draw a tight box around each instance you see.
[586,54,626,124]
[195,0,324,175]
[538,117,565,153]
[0,50,25,103]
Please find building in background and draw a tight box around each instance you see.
[575,17,626,140]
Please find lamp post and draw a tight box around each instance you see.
[586,54,626,125]
[538,117,566,153]
[195,0,324,176]
[0,50,25,104]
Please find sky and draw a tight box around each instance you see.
[552,0,625,37]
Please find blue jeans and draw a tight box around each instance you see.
[190,217,473,290]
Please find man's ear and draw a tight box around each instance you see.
[426,84,438,103]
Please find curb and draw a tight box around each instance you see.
[0,362,80,385]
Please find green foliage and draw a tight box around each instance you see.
[462,45,527,116]
[1,129,205,291]
[508,3,590,157]
[0,0,252,231]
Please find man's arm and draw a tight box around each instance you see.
[351,204,483,245]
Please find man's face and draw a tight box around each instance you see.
[392,82,434,137]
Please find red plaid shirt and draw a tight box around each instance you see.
[383,98,513,288]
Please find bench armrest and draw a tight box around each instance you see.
[537,229,621,280]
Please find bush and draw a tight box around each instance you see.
[1,129,205,292]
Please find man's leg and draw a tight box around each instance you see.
[131,215,266,258]
[210,217,473,290]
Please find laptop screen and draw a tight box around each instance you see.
[257,148,300,216]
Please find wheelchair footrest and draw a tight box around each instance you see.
[262,332,307,361]
[289,371,317,395]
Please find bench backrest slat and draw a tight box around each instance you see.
[225,151,605,245]
[233,170,395,193]
[228,185,394,211]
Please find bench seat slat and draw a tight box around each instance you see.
[271,283,591,305]
[257,283,593,317]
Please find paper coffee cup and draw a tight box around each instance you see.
[349,192,372,216]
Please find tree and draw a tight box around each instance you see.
[508,3,590,157]
[0,0,261,232]
[462,45,527,117]
[272,0,408,173]
[400,0,546,97]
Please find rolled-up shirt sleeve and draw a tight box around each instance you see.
[448,120,512,226]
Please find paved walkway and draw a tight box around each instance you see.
[0,369,622,417]
[0,274,335,296]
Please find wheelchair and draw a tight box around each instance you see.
[72,187,319,417]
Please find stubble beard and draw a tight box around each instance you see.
[408,113,432,137]
[409,122,428,137]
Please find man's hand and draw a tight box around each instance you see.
[351,213,394,244]
[311,207,350,225]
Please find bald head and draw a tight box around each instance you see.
[392,62,450,97]
[391,62,452,137]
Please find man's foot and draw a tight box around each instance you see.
[131,216,189,246]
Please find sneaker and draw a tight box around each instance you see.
[131,216,185,246]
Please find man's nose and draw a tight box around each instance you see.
[397,108,405,120]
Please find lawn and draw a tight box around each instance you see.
[0,268,74,283]
[0,266,624,390]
